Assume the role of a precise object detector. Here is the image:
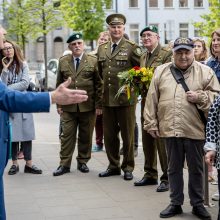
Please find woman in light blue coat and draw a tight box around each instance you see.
[0,40,42,175]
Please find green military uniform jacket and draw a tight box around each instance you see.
[140,44,172,97]
[97,37,143,107]
[56,53,103,112]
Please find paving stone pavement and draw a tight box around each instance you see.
[3,106,219,220]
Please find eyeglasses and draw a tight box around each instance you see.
[141,33,157,39]
[2,46,14,51]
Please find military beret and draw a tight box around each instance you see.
[66,32,83,43]
[173,37,194,51]
[106,13,126,25]
[140,25,158,36]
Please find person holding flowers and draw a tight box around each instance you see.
[134,26,172,193]
[97,13,143,181]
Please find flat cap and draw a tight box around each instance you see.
[66,32,83,43]
[173,37,194,51]
[140,25,158,36]
[106,13,126,25]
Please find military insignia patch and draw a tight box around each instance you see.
[136,48,142,55]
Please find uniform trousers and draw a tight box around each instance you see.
[95,114,103,147]
[141,99,168,181]
[60,110,95,167]
[103,105,135,172]
[165,137,204,206]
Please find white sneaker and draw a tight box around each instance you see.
[211,192,219,201]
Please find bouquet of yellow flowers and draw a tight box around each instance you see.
[116,66,154,101]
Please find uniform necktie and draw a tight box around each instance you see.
[148,52,152,59]
[112,43,117,54]
[75,58,80,71]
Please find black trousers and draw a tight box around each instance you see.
[11,141,32,161]
[165,137,204,206]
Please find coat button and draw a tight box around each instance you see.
[4,139,8,143]
[108,84,111,86]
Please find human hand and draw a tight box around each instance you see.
[148,130,160,138]
[205,151,216,166]
[186,91,199,103]
[51,77,88,105]
[96,108,102,115]
[57,107,63,115]
[2,57,13,70]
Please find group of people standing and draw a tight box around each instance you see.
[51,12,220,220]
[2,12,220,220]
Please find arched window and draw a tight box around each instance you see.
[53,37,64,59]
[36,37,44,62]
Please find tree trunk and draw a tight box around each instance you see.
[90,40,94,51]
[43,33,48,91]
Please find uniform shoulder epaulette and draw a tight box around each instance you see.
[99,41,108,48]
[100,41,109,46]
[162,46,171,52]
[87,53,97,58]
[59,54,70,61]
[125,39,136,45]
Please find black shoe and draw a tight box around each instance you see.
[24,165,42,174]
[77,163,89,173]
[99,168,121,177]
[192,205,211,220]
[124,171,133,180]
[134,177,158,186]
[8,165,19,175]
[160,204,183,218]
[156,181,169,192]
[53,165,70,176]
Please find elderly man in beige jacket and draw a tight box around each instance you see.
[144,37,220,220]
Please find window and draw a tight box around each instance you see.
[179,0,188,7]
[194,0,203,7]
[106,0,114,9]
[164,21,174,44]
[164,0,173,7]
[179,23,189,37]
[53,37,63,59]
[129,24,139,43]
[149,0,158,7]
[129,0,138,7]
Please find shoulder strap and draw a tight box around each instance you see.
[170,65,207,125]
[170,65,189,92]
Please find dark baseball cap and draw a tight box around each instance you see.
[173,37,194,51]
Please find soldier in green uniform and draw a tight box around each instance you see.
[53,33,103,176]
[98,13,143,181]
[134,26,172,191]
